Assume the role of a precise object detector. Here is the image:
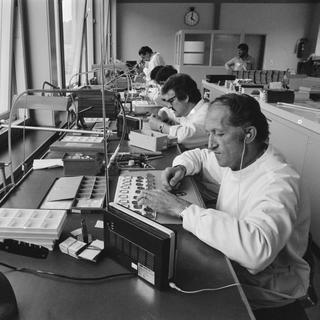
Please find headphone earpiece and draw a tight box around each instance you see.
[244,133,250,142]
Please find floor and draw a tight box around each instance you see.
[305,251,320,320]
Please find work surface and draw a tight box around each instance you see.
[0,141,254,320]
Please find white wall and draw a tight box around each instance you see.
[117,3,215,64]
[219,3,312,71]
[117,2,316,73]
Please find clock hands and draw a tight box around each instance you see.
[185,7,198,25]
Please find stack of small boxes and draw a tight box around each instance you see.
[0,208,67,250]
[59,237,104,262]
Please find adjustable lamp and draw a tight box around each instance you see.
[13,94,71,112]
[0,88,111,195]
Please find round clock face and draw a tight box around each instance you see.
[184,10,199,26]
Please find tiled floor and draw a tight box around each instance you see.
[305,252,320,320]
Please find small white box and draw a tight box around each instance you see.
[77,239,104,262]
[59,237,77,254]
[132,100,162,115]
[68,240,87,258]
[129,129,168,152]
[269,82,282,90]
[294,91,310,102]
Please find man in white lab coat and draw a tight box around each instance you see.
[148,73,209,150]
[138,93,311,320]
[138,46,165,82]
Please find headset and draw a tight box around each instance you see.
[244,132,251,142]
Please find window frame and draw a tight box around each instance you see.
[0,0,15,119]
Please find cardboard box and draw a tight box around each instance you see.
[129,129,168,152]
[132,100,162,115]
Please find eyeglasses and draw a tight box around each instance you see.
[163,95,176,105]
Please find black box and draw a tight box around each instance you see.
[105,203,176,289]
[264,89,295,104]
[206,74,236,85]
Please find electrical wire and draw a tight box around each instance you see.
[107,95,127,170]
[169,281,240,294]
[237,138,246,215]
[0,261,134,282]
[22,96,27,176]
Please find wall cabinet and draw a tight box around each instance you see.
[175,30,266,87]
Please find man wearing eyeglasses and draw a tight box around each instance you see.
[147,65,178,109]
[148,73,209,150]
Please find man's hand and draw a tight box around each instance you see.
[161,165,186,191]
[137,189,190,217]
[148,114,163,131]
[158,109,169,122]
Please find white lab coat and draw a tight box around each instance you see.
[143,52,165,82]
[167,99,209,149]
[173,145,310,309]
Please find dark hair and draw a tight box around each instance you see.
[155,65,177,84]
[238,43,249,52]
[211,93,269,143]
[161,73,201,104]
[138,46,153,55]
[150,66,163,81]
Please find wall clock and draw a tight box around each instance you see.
[184,7,199,26]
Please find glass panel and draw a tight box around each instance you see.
[0,1,14,118]
[212,33,241,66]
[244,34,266,70]
[62,0,74,86]
[183,33,211,65]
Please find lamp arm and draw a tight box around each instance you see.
[6,88,93,189]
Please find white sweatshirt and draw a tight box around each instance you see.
[168,99,209,149]
[143,52,165,82]
[173,145,310,309]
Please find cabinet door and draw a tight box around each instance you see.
[266,112,308,174]
[212,33,241,66]
[243,34,266,70]
[184,33,211,66]
[302,136,320,247]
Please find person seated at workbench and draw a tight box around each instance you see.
[147,65,177,108]
[138,93,311,320]
[137,46,165,83]
[148,73,209,149]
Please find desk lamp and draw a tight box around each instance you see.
[0,88,109,194]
